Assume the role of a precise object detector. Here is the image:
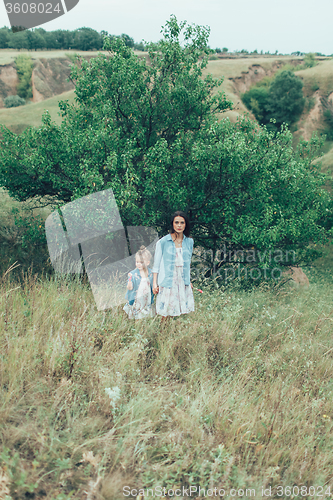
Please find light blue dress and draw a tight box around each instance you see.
[156,247,194,317]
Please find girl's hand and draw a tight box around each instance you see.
[127,273,133,290]
[190,282,193,289]
[153,285,159,295]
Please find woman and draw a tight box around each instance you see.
[152,211,194,318]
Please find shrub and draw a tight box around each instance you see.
[321,96,333,140]
[15,54,34,99]
[4,95,26,108]
[265,70,305,128]
[304,52,317,68]
[241,86,269,123]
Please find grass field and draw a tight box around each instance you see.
[0,49,109,65]
[0,51,333,498]
[0,89,76,133]
[0,48,148,65]
[0,267,333,499]
[296,58,333,97]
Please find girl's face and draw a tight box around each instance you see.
[135,257,144,270]
[173,216,186,235]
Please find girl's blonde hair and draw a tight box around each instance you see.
[135,245,151,268]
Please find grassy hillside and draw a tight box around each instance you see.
[0,49,109,65]
[0,89,75,133]
[204,56,300,122]
[296,58,333,97]
[0,270,333,498]
[0,54,301,130]
[0,48,148,65]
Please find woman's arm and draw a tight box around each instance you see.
[152,239,162,294]
[153,273,159,295]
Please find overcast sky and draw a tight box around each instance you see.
[1,0,332,54]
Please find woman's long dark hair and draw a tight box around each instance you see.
[169,211,190,237]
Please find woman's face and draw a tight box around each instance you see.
[173,216,186,235]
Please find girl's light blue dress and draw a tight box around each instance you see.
[123,275,153,319]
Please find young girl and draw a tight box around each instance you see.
[123,246,154,319]
[152,211,194,318]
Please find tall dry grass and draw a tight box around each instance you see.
[0,267,333,499]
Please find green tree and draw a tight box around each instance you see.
[0,27,10,48]
[241,86,269,123]
[7,30,29,50]
[73,27,103,51]
[304,52,316,68]
[120,33,134,48]
[0,17,331,275]
[321,96,333,140]
[265,70,305,128]
[4,95,25,107]
[15,54,34,99]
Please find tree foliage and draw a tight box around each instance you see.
[265,70,305,128]
[0,17,331,275]
[0,26,144,52]
[15,54,34,99]
[242,70,305,129]
[4,95,25,107]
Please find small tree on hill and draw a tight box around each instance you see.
[265,70,305,128]
[4,95,25,108]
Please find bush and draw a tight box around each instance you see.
[321,96,333,140]
[4,95,26,108]
[15,54,34,99]
[242,70,305,129]
[266,70,305,127]
[304,52,317,68]
[241,86,269,123]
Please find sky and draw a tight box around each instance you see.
[1,0,333,54]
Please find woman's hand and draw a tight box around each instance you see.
[153,272,159,295]
[190,282,193,289]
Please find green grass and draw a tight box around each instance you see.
[0,48,149,65]
[296,58,333,97]
[0,89,76,133]
[203,56,306,122]
[0,49,111,65]
[0,270,333,498]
